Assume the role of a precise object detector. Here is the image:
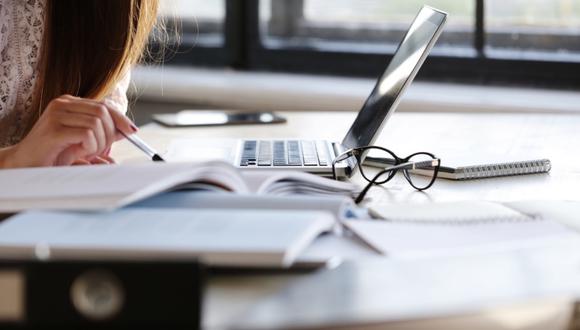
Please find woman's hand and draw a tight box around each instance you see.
[3,95,136,168]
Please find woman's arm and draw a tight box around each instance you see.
[74,70,133,163]
[103,70,131,116]
[0,71,135,169]
[0,145,17,168]
[0,95,136,169]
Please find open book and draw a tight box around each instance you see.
[131,192,357,222]
[0,161,357,212]
[0,208,335,267]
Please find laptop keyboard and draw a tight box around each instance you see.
[240,140,331,167]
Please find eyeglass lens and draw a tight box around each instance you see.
[403,153,439,190]
[359,148,438,190]
[358,147,398,184]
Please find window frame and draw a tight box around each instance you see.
[152,1,242,67]
[160,0,580,89]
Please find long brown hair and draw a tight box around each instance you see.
[32,0,158,125]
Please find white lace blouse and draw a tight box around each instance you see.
[0,0,130,148]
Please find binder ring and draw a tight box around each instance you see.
[70,269,125,321]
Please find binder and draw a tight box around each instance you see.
[0,260,204,329]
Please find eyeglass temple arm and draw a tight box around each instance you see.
[382,159,440,172]
[331,150,358,180]
[333,150,355,163]
[355,159,440,204]
[355,164,404,204]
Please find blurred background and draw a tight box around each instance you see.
[154,0,580,85]
[131,1,580,124]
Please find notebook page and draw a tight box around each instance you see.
[379,114,558,169]
[344,219,578,259]
[369,201,528,223]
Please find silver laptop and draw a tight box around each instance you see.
[235,6,447,178]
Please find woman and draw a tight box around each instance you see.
[0,0,159,168]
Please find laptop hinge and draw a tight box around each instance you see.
[331,143,347,158]
[331,143,358,178]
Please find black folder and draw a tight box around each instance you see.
[0,260,204,329]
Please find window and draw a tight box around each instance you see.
[158,0,225,46]
[261,1,475,53]
[486,0,580,58]
[154,0,229,66]
[156,0,580,88]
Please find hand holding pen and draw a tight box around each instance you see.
[2,95,147,168]
[0,95,164,168]
[118,130,165,162]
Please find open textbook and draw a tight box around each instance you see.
[0,161,357,212]
[131,192,359,221]
[0,208,335,267]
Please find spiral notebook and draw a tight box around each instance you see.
[365,157,552,180]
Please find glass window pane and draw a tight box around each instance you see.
[486,0,580,58]
[158,0,225,46]
[260,0,474,54]
[158,0,224,20]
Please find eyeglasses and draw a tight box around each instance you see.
[332,146,441,204]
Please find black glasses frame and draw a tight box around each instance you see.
[332,146,441,204]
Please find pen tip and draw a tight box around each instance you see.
[153,154,165,162]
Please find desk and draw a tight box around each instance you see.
[112,111,580,329]
[115,111,580,205]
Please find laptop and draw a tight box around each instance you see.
[233,6,447,178]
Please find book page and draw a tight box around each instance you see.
[131,192,356,221]
[241,171,358,196]
[0,163,201,199]
[0,161,247,212]
[0,208,335,267]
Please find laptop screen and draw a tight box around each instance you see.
[341,7,447,149]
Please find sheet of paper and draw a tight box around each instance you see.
[370,201,528,223]
[344,217,579,259]
[0,208,334,267]
[506,200,580,232]
[295,233,380,265]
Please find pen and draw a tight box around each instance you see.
[118,130,165,162]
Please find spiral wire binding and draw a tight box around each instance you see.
[384,213,543,226]
[458,159,551,180]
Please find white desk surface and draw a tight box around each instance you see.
[115,111,580,204]
[112,111,580,329]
